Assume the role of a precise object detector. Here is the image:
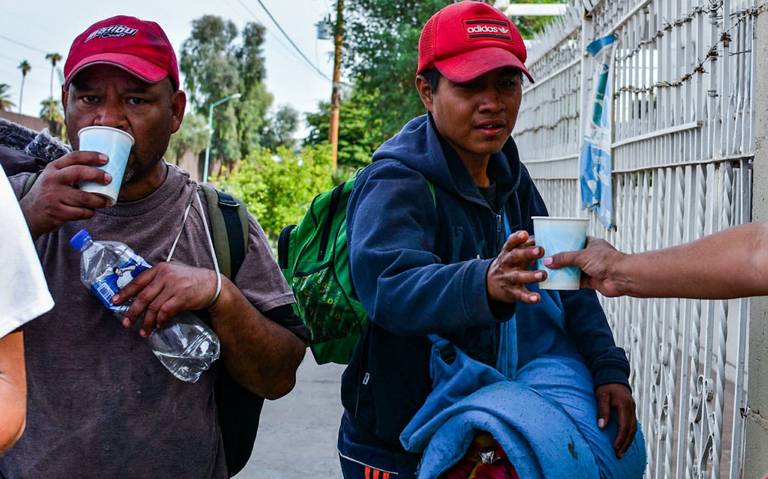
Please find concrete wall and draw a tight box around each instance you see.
[173,149,201,182]
[745,9,768,479]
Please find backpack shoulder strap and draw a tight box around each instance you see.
[200,183,249,280]
[21,172,40,198]
[200,184,260,477]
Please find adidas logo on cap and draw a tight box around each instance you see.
[467,25,510,34]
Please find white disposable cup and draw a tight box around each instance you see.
[532,216,589,290]
[78,126,134,206]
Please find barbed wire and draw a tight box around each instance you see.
[515,113,580,136]
[524,86,581,112]
[616,1,722,63]
[613,3,766,98]
[528,39,581,77]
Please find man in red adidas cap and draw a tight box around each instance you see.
[338,2,642,478]
[2,16,307,478]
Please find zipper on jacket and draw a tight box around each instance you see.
[495,212,503,255]
[493,210,504,360]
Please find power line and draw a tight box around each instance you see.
[244,0,333,82]
[228,0,311,69]
[0,34,49,55]
[0,53,49,70]
[0,70,51,90]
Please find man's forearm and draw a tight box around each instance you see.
[0,332,26,454]
[210,277,305,399]
[612,223,768,299]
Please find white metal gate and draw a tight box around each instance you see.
[513,1,762,477]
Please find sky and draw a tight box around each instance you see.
[0,0,337,138]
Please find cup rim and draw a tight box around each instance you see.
[531,216,589,222]
[77,126,134,145]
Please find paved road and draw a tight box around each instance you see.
[236,357,346,478]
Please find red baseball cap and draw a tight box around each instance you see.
[417,1,533,83]
[64,15,180,91]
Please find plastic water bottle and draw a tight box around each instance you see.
[69,229,221,383]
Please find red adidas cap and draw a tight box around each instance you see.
[64,15,180,91]
[417,1,533,83]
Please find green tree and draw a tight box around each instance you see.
[39,97,65,138]
[261,105,299,152]
[39,97,63,123]
[343,0,445,136]
[0,83,15,111]
[18,60,31,113]
[180,16,274,171]
[166,112,209,165]
[215,144,333,239]
[305,87,386,172]
[342,0,560,135]
[44,53,62,122]
[235,22,273,156]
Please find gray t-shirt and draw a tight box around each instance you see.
[1,164,298,478]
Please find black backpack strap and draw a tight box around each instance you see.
[200,183,259,478]
[200,184,249,279]
[216,189,249,278]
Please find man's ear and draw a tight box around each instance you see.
[415,75,434,112]
[170,90,187,134]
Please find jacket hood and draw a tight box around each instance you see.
[371,114,523,209]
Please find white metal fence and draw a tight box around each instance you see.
[514,0,762,477]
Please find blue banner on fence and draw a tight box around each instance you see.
[580,34,616,229]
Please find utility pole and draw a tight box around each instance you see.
[329,0,344,171]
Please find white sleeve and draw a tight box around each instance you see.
[0,169,54,337]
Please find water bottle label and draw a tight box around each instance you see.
[90,255,151,313]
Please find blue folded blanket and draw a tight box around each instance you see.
[401,355,647,479]
[400,216,646,478]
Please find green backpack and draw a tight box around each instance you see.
[277,170,435,365]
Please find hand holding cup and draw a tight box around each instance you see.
[19,151,113,239]
[77,126,134,206]
[487,230,547,305]
[532,216,589,290]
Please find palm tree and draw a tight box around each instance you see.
[40,97,65,137]
[18,60,31,113]
[45,52,62,121]
[0,83,16,112]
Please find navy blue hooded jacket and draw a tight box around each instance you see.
[341,114,630,450]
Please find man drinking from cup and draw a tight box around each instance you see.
[2,16,307,478]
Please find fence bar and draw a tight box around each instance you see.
[515,0,761,476]
[744,2,768,477]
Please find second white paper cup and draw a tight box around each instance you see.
[533,216,589,290]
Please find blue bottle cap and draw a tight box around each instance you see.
[69,229,92,251]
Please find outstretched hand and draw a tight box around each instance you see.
[486,230,546,305]
[595,383,637,458]
[543,237,627,297]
